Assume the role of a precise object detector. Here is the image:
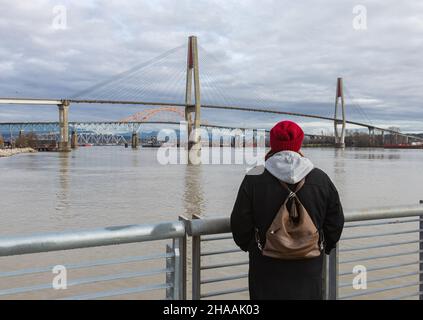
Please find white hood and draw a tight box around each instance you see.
[265,151,314,184]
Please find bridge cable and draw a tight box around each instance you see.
[88,47,185,102]
[69,44,185,99]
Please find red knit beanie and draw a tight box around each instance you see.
[269,120,304,153]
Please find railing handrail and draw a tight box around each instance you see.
[1,205,422,256]
[0,221,185,257]
[345,205,423,222]
[187,205,423,236]
[188,217,230,236]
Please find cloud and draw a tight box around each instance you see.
[0,0,422,133]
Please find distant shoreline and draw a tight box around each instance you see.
[0,147,37,158]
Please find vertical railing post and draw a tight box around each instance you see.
[322,252,328,299]
[420,212,423,300]
[165,244,175,300]
[165,236,185,300]
[178,216,188,300]
[173,237,182,300]
[192,214,201,300]
[192,235,201,300]
[327,244,339,300]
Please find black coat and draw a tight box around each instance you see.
[230,166,344,300]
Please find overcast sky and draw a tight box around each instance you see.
[0,0,422,133]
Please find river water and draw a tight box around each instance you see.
[0,147,422,299]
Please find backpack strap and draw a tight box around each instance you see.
[280,178,305,205]
[279,178,305,193]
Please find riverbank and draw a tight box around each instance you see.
[0,147,37,157]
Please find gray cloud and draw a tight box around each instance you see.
[0,0,422,133]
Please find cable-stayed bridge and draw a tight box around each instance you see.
[1,36,421,150]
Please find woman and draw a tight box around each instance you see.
[231,120,344,300]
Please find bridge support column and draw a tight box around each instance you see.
[184,35,201,163]
[131,132,138,149]
[58,101,71,152]
[381,130,385,146]
[334,77,346,148]
[368,127,374,147]
[71,130,78,149]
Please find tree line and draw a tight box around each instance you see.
[0,132,39,149]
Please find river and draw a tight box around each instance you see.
[0,147,422,299]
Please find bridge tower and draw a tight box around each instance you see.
[334,77,346,148]
[184,36,201,161]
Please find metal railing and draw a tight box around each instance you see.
[332,206,423,300]
[187,205,423,300]
[0,220,186,300]
[0,205,422,300]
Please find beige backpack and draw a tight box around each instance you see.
[255,178,324,259]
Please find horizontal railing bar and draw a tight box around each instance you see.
[341,229,421,240]
[339,249,423,264]
[201,273,248,284]
[201,287,249,299]
[201,235,233,242]
[188,206,423,237]
[344,218,421,228]
[339,271,421,288]
[201,260,249,270]
[189,217,230,236]
[0,267,172,297]
[393,291,423,300]
[201,248,241,256]
[339,260,419,276]
[61,283,171,300]
[0,221,185,257]
[344,206,423,222]
[339,239,423,252]
[339,281,422,299]
[0,253,173,278]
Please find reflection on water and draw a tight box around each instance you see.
[183,164,205,218]
[332,149,347,190]
[55,153,70,214]
[353,152,401,160]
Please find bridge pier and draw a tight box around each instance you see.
[131,132,139,149]
[71,130,78,149]
[368,127,375,147]
[334,78,346,148]
[58,101,71,152]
